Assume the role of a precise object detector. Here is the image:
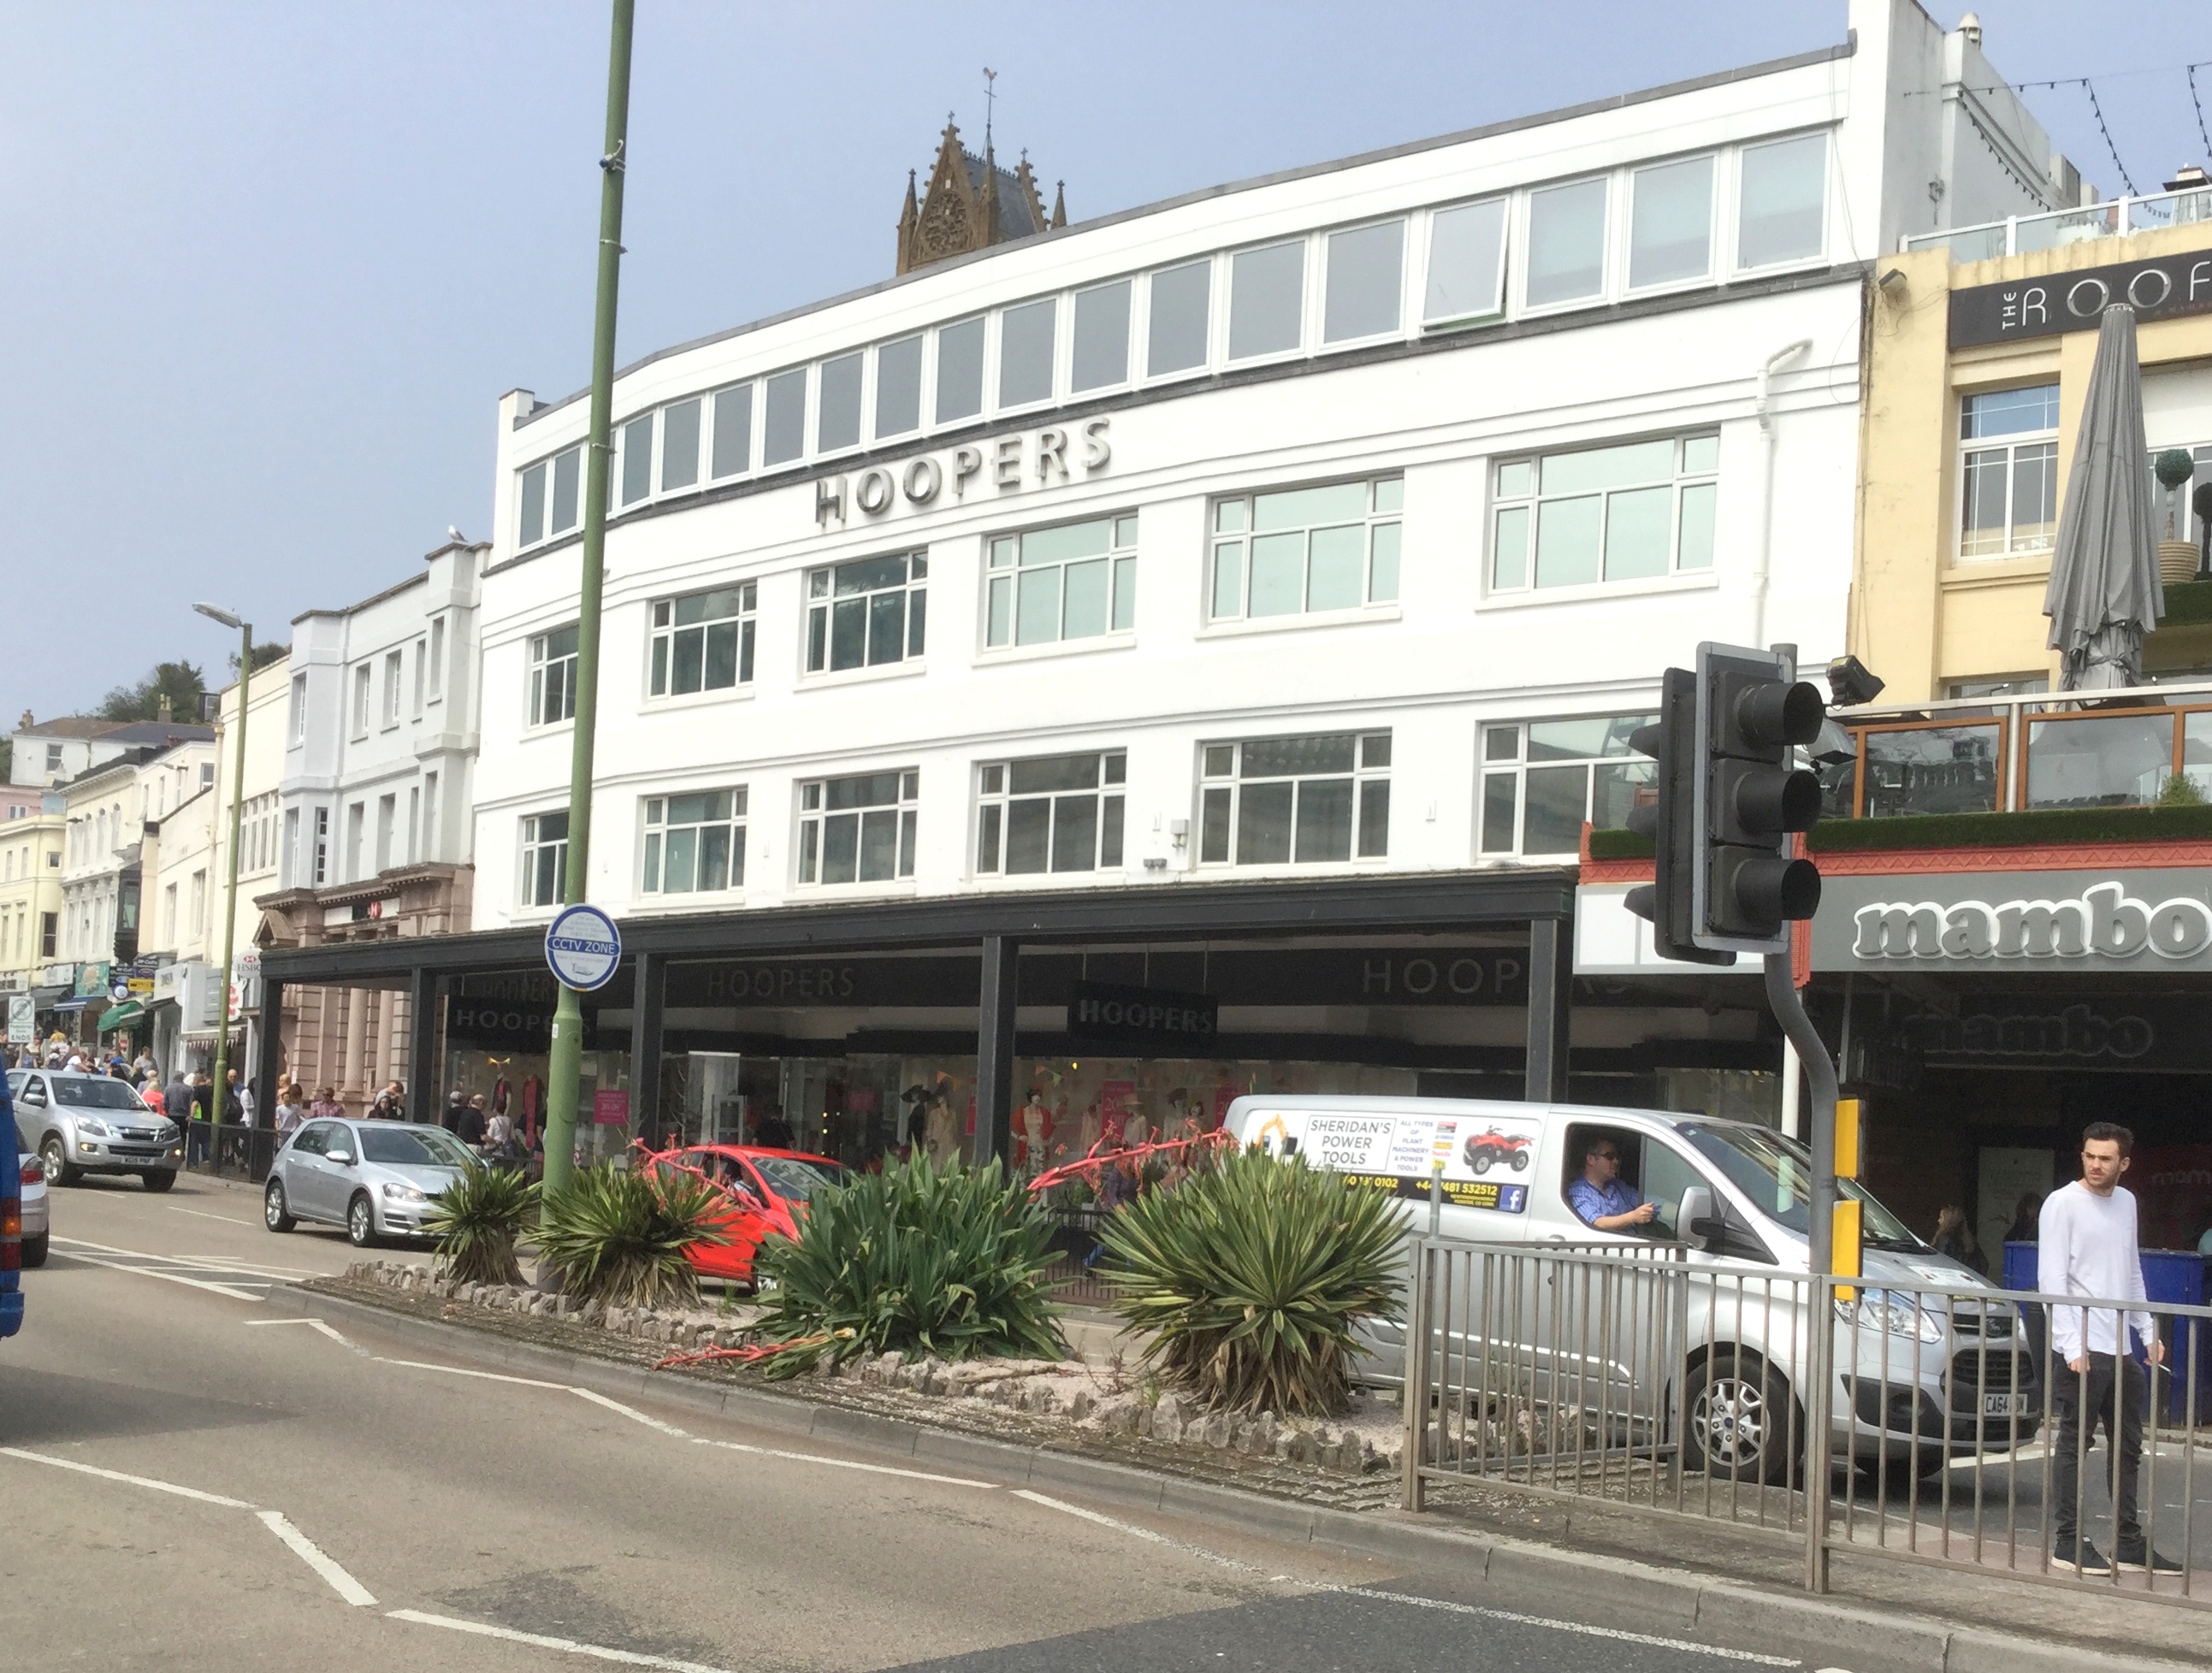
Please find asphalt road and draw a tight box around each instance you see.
[0,1171,1837,1672]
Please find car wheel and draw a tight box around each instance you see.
[1684,1349,1798,1486]
[39,1135,79,1188]
[346,1192,377,1249]
[264,1179,297,1233]
[1471,1152,1493,1174]
[141,1170,175,1193]
[21,1233,47,1268]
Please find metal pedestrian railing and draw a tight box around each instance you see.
[183,1119,281,1185]
[1401,1238,2212,1610]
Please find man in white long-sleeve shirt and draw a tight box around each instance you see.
[2038,1122,2179,1577]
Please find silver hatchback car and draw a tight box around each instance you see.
[263,1118,474,1247]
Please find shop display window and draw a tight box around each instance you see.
[1198,731,1390,866]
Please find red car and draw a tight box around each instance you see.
[645,1144,846,1286]
[1462,1127,1533,1175]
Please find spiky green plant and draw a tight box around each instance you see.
[749,1152,1066,1379]
[535,1162,728,1309]
[423,1164,539,1287]
[1097,1145,1405,1417]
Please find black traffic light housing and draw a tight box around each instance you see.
[1623,668,1731,966]
[1692,643,1825,952]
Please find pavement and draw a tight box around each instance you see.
[0,1171,2198,1672]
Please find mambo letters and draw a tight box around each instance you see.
[1853,880,2212,962]
[817,420,1110,526]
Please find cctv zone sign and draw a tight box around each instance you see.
[1815,872,2212,972]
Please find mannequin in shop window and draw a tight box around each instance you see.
[1018,1091,1051,1176]
[924,1087,961,1168]
[1075,1101,1102,1162]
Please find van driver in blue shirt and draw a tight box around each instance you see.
[1569,1135,1657,1233]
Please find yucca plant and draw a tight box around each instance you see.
[749,1152,1066,1379]
[423,1164,539,1287]
[535,1162,728,1309]
[1098,1145,1404,1417]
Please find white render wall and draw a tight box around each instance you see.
[459,0,2065,931]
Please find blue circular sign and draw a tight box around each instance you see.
[544,903,623,992]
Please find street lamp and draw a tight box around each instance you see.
[193,602,251,1169]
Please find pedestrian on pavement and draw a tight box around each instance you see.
[457,1093,488,1152]
[1932,1206,1988,1276]
[443,1089,465,1132]
[482,1105,516,1168]
[222,1070,244,1124]
[308,1086,344,1123]
[274,1083,305,1139]
[2004,1192,2043,1245]
[383,1080,406,1124]
[2039,1122,2181,1578]
[140,1078,165,1119]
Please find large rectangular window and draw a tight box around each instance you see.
[649,582,756,697]
[642,789,747,896]
[998,299,1057,408]
[977,751,1125,875]
[1737,133,1827,269]
[1147,260,1211,376]
[1478,716,1655,858]
[1228,240,1304,360]
[763,368,807,466]
[1525,177,1608,307]
[1629,155,1713,288]
[428,617,446,701]
[289,673,307,743]
[875,335,923,438]
[1959,386,2059,558]
[1490,433,1717,592]
[529,624,580,726]
[936,317,985,423]
[381,650,403,727]
[518,444,583,548]
[804,553,926,674]
[1424,198,1507,325]
[350,665,371,739]
[1199,733,1389,866]
[818,352,863,452]
[797,771,916,886]
[985,515,1137,648]
[1209,476,1401,622]
[520,811,568,907]
[1071,281,1131,392]
[710,384,753,479]
[620,411,654,505]
[661,398,701,492]
[1323,220,1403,343]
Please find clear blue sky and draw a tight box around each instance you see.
[3,2,2208,720]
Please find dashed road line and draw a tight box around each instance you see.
[163,1205,262,1227]
[387,1610,736,1670]
[257,1510,377,1605]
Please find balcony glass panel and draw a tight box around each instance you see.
[1861,723,2002,818]
[2025,712,2174,809]
[2178,709,2212,796]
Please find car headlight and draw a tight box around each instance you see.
[77,1120,111,1139]
[155,1123,179,1142]
[380,1183,425,1203]
[1837,1292,1945,1343]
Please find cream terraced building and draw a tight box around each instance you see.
[269,0,2091,1167]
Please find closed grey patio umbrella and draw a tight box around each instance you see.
[2043,303,2162,691]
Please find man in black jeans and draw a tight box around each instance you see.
[2038,1122,2182,1577]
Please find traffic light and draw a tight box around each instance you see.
[1691,642,1825,953]
[1623,669,1731,966]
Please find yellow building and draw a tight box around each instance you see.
[1852,200,2212,701]
[0,796,65,1006]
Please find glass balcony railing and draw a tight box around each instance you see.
[1825,680,2212,819]
[1901,186,2212,260]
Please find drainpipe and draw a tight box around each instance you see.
[1750,339,1813,649]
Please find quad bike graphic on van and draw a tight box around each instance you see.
[1462,1127,1532,1174]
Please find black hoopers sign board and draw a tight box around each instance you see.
[1065,982,1218,1049]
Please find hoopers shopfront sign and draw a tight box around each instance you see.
[815,419,1110,528]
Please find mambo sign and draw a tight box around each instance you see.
[1949,251,2212,349]
[1246,1107,1537,1212]
[1828,877,2212,970]
[816,420,1110,526]
[1064,981,1217,1049]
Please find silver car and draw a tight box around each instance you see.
[12,1111,48,1268]
[7,1070,181,1191]
[263,1118,473,1247]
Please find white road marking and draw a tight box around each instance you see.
[570,1387,692,1437]
[257,1510,377,1605]
[48,1243,267,1301]
[1346,1587,1801,1666]
[690,1434,996,1488]
[1010,1489,1262,1573]
[164,1205,260,1227]
[370,1355,570,1390]
[387,1609,736,1670]
[0,1445,257,1509]
[245,1317,361,1351]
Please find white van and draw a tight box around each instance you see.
[1223,1094,2037,1480]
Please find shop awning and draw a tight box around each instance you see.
[98,1002,145,1033]
[29,986,68,1008]
[53,997,93,1013]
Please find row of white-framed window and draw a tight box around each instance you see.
[512,130,1831,551]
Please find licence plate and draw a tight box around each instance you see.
[1983,1393,2026,1417]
